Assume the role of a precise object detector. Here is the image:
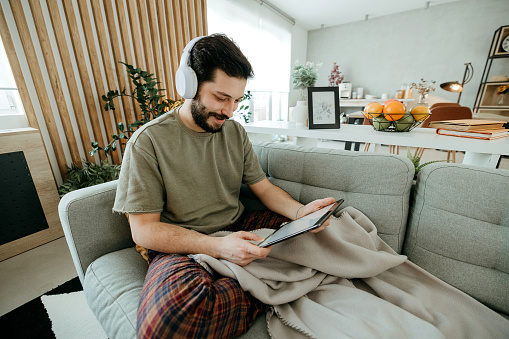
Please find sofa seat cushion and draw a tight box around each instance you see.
[405,163,509,316]
[84,247,148,339]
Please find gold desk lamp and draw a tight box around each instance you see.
[440,62,474,104]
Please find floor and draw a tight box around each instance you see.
[0,141,507,317]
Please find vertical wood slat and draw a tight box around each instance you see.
[77,0,120,164]
[137,1,155,85]
[125,0,145,121]
[46,0,95,163]
[114,0,142,122]
[89,1,124,155]
[1,0,208,179]
[102,0,134,127]
[28,0,82,166]
[166,0,181,101]
[156,0,174,98]
[146,0,165,100]
[179,0,191,44]
[61,0,106,162]
[8,0,68,177]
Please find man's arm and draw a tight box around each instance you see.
[249,178,335,232]
[129,213,271,266]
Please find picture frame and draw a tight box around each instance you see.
[307,87,340,129]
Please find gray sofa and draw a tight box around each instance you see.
[58,142,509,338]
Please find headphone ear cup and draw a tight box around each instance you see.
[175,36,204,99]
[175,65,197,99]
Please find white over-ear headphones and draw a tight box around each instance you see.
[175,36,205,99]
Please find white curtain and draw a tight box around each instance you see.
[207,0,292,121]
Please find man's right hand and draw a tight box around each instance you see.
[216,231,272,266]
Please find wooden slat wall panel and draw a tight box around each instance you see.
[0,0,207,184]
[8,0,69,177]
[29,0,82,166]
[76,0,120,165]
[61,0,106,162]
[114,0,141,122]
[46,0,95,163]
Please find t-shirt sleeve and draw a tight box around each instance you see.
[240,127,266,185]
[112,138,165,214]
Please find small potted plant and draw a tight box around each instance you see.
[291,60,321,124]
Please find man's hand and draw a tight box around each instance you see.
[216,231,272,266]
[297,197,336,233]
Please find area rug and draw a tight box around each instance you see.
[0,278,108,338]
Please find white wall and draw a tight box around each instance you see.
[288,23,308,106]
[305,0,509,110]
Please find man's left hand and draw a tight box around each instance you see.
[296,197,336,233]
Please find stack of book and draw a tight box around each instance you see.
[428,119,509,140]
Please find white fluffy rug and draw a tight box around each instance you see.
[41,291,108,339]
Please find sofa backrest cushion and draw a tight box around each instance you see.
[250,142,415,253]
[405,163,509,315]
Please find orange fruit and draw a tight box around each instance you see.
[410,105,430,121]
[383,99,399,105]
[363,102,383,119]
[383,101,406,121]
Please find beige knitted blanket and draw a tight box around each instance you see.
[193,207,509,338]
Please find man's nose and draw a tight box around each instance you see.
[221,101,237,118]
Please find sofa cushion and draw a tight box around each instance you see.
[405,163,509,315]
[84,247,148,339]
[251,142,415,253]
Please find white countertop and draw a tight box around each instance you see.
[244,120,509,156]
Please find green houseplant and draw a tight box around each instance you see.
[91,62,184,157]
[291,60,322,100]
[407,148,449,180]
[58,160,121,197]
[59,62,182,196]
[234,90,253,123]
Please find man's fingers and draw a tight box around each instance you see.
[236,231,264,241]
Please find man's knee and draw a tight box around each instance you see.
[137,255,258,338]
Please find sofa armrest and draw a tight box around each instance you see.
[58,180,134,284]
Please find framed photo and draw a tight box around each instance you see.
[307,87,340,129]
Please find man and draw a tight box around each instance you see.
[113,33,334,338]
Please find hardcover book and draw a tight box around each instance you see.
[428,119,506,131]
[435,128,509,140]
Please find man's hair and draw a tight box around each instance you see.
[189,34,254,89]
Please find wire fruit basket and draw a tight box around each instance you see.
[363,111,430,132]
[363,100,431,132]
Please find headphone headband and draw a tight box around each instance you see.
[175,36,205,99]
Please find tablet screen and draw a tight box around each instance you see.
[257,199,344,248]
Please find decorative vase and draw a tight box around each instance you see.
[497,94,505,106]
[290,101,308,125]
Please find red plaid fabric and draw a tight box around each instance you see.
[137,210,289,339]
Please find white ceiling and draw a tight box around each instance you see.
[266,0,460,31]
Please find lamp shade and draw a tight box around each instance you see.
[440,81,463,92]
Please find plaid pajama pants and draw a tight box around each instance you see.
[137,210,290,339]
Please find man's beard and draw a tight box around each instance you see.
[190,98,229,133]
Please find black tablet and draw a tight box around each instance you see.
[257,199,344,248]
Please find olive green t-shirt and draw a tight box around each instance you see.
[112,108,266,234]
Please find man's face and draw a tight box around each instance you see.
[190,69,247,133]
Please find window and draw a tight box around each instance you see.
[0,36,28,130]
[207,0,292,122]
